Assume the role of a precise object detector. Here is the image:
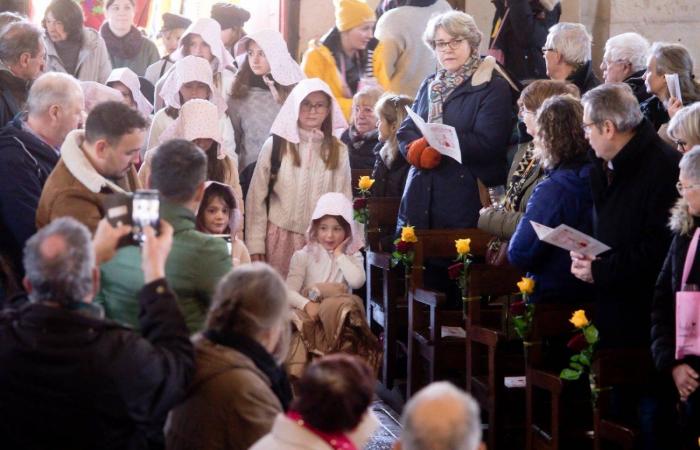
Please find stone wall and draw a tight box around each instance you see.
[297,0,700,76]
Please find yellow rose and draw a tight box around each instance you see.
[401,226,418,243]
[455,238,471,255]
[358,176,375,191]
[569,310,590,329]
[517,277,535,295]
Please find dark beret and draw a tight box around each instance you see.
[210,2,250,30]
[161,12,191,32]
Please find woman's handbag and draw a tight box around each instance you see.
[675,228,700,359]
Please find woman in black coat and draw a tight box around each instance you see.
[396,10,513,231]
[651,147,700,447]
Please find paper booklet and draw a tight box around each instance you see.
[405,106,462,164]
[530,221,611,257]
[665,73,683,104]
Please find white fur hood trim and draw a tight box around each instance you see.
[61,129,127,194]
[472,56,520,92]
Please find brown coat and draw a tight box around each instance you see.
[36,130,140,234]
[165,336,283,450]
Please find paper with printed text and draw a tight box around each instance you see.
[530,221,610,257]
[405,106,462,164]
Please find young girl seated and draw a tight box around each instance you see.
[372,92,413,197]
[196,181,250,267]
[285,192,380,379]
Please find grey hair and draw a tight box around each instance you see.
[649,42,700,103]
[205,263,291,363]
[668,102,700,146]
[23,217,95,305]
[0,11,25,34]
[679,145,700,182]
[603,32,649,72]
[26,72,83,116]
[401,382,482,450]
[423,11,482,55]
[581,83,643,132]
[0,20,42,64]
[545,22,592,66]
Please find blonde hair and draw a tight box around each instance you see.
[350,86,383,125]
[668,102,700,146]
[205,263,291,363]
[374,93,413,143]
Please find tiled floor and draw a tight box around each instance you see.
[366,400,402,450]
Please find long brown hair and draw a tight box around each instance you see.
[229,54,292,101]
[536,95,589,169]
[282,92,342,170]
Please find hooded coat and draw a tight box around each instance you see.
[508,155,595,302]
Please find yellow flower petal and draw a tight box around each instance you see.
[358,176,375,191]
[569,309,590,329]
[455,238,471,255]
[517,277,535,295]
[401,226,418,243]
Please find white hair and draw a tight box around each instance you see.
[26,72,84,116]
[545,22,592,66]
[400,382,482,450]
[604,32,650,72]
[679,145,700,182]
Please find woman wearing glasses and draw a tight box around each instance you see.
[667,102,700,154]
[651,145,700,447]
[396,10,513,232]
[245,78,352,278]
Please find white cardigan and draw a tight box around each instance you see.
[286,247,365,310]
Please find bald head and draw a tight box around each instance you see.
[25,72,84,148]
[398,382,483,450]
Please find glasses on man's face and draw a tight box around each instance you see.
[581,121,600,135]
[518,107,534,119]
[300,102,329,113]
[674,139,688,153]
[676,181,700,195]
[541,47,556,54]
[432,38,466,52]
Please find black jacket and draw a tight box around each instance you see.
[371,141,409,197]
[490,0,561,81]
[589,119,680,348]
[0,117,60,284]
[341,127,379,170]
[567,60,601,95]
[0,280,195,450]
[651,205,700,374]
[0,67,29,128]
[640,96,670,131]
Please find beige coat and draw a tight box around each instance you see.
[43,28,112,84]
[36,130,140,234]
[166,336,282,450]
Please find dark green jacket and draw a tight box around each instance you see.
[95,202,232,332]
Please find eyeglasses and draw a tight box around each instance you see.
[518,107,534,118]
[674,139,688,153]
[432,38,466,51]
[300,102,329,113]
[541,47,556,54]
[581,121,600,134]
[676,181,700,195]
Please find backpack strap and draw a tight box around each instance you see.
[266,134,282,211]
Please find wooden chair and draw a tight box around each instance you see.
[525,303,595,450]
[592,348,652,450]
[363,197,404,389]
[406,228,492,396]
[465,263,525,450]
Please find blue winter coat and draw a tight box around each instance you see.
[396,61,513,230]
[508,158,595,303]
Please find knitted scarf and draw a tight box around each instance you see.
[100,23,144,60]
[428,53,481,123]
[204,329,292,411]
[503,142,538,211]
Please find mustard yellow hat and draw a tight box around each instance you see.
[334,0,376,32]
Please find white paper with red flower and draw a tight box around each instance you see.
[405,106,462,164]
[530,221,610,257]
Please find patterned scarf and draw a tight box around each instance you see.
[503,142,538,211]
[428,53,482,123]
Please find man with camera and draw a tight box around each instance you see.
[0,216,195,449]
[36,100,146,234]
[95,139,232,333]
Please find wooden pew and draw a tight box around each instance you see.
[406,228,492,397]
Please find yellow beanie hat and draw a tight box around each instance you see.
[334,0,376,32]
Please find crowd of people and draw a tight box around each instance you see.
[0,0,699,449]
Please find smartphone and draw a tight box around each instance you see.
[132,190,160,244]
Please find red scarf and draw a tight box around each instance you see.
[286,411,357,450]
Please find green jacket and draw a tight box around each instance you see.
[95,202,232,332]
